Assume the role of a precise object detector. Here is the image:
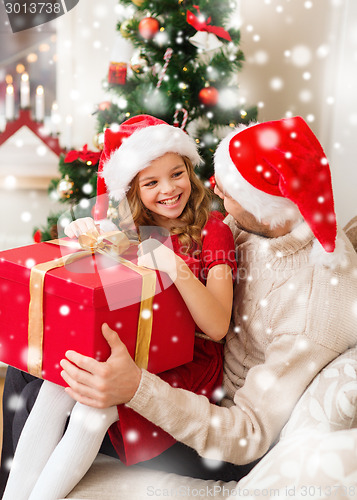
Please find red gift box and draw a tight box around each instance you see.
[108,62,127,85]
[0,239,195,386]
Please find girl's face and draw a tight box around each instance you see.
[137,152,192,228]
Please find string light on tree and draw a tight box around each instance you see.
[57,175,74,199]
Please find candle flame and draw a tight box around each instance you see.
[36,85,44,96]
[21,72,29,82]
[6,85,14,95]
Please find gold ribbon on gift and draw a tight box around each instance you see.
[27,229,157,378]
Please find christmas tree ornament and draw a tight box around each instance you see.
[57,175,74,199]
[108,34,134,85]
[130,50,149,73]
[119,19,132,38]
[208,175,216,190]
[108,62,127,85]
[173,108,188,130]
[98,101,111,111]
[138,17,160,40]
[198,86,219,106]
[33,229,42,243]
[93,132,105,150]
[186,6,232,51]
[131,0,144,6]
[189,31,223,52]
[156,47,173,89]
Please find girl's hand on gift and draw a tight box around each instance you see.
[64,217,100,239]
[60,323,142,408]
[137,239,179,281]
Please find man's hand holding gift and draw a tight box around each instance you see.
[60,323,142,408]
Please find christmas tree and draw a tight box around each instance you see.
[34,0,257,241]
[96,0,257,180]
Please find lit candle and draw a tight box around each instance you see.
[20,72,30,108]
[65,115,73,150]
[50,101,60,135]
[35,85,45,122]
[5,84,15,120]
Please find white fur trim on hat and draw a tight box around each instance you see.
[214,124,301,228]
[102,124,203,201]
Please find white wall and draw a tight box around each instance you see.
[56,0,119,149]
[326,0,357,225]
[238,0,357,225]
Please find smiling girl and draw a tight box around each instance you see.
[3,115,237,500]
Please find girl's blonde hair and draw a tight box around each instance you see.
[117,156,211,254]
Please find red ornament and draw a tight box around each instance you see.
[98,101,112,111]
[198,86,219,107]
[138,17,160,40]
[33,229,42,243]
[108,62,127,85]
[209,175,216,190]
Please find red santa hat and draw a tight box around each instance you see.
[93,114,202,220]
[214,116,337,253]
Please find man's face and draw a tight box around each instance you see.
[214,179,273,237]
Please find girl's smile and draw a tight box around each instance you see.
[138,153,191,228]
[158,193,182,206]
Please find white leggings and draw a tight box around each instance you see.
[3,379,119,500]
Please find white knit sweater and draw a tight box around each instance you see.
[128,219,357,465]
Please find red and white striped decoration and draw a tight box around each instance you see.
[156,47,173,89]
[173,108,188,130]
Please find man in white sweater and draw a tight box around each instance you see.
[59,116,357,468]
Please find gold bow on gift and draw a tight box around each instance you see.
[77,228,131,254]
[27,229,157,379]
